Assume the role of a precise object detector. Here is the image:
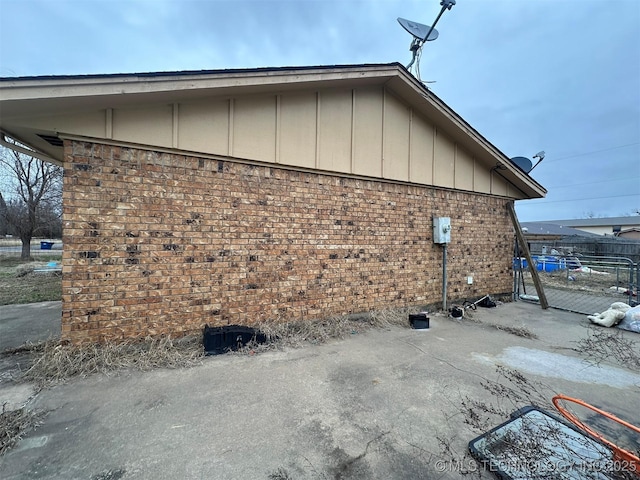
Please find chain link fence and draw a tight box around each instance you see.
[515,246,638,315]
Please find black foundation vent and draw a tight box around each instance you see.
[409,313,430,329]
[203,325,267,355]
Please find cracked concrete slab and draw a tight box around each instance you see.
[0,301,61,351]
[1,301,638,479]
[0,383,35,412]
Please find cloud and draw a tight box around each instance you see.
[1,0,638,221]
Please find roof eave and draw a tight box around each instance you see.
[386,68,546,198]
[0,63,546,198]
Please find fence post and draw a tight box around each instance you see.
[507,202,549,309]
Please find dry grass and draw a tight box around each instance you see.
[0,308,415,457]
[437,365,558,479]
[268,467,294,480]
[0,406,45,456]
[11,304,540,389]
[576,326,640,371]
[488,323,538,339]
[14,307,418,387]
[0,255,62,305]
[17,336,204,388]
[235,307,418,354]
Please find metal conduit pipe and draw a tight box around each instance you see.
[442,243,447,312]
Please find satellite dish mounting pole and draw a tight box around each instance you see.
[529,151,546,173]
[422,0,455,43]
[398,0,456,77]
[406,39,421,70]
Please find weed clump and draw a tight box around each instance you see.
[489,324,538,339]
[17,336,203,388]
[14,307,418,386]
[0,405,45,456]
[576,326,640,371]
[236,307,418,354]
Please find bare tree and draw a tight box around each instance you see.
[0,144,62,260]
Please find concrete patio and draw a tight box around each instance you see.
[1,301,639,479]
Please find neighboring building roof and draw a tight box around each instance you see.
[520,222,601,237]
[617,227,640,239]
[0,63,546,199]
[545,217,640,227]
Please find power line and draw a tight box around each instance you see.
[522,193,640,205]
[543,176,639,189]
[540,142,640,164]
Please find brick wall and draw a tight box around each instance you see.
[61,141,514,343]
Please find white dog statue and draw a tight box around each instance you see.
[588,302,632,327]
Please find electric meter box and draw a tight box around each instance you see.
[433,216,451,244]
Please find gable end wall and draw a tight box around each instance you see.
[61,141,514,343]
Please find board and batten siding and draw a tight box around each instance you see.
[11,84,514,196]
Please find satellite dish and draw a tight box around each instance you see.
[396,1,456,80]
[398,18,439,42]
[510,156,533,173]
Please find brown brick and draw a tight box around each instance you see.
[61,141,514,343]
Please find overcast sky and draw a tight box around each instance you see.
[1,0,638,222]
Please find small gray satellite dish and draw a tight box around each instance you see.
[510,156,533,173]
[398,17,439,41]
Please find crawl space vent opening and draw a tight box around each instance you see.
[37,134,64,147]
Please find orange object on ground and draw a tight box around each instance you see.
[553,394,640,472]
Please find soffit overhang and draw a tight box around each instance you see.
[0,63,546,198]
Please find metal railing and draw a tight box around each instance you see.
[515,253,638,315]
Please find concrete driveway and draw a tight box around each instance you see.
[0,301,61,351]
[1,302,639,479]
